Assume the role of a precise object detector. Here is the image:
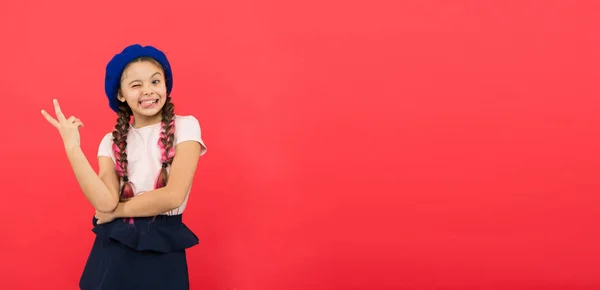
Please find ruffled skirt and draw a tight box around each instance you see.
[79,214,199,290]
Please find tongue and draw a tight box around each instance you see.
[140,100,155,108]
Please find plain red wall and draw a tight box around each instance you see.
[1,0,600,289]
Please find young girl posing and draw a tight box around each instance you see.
[41,44,207,290]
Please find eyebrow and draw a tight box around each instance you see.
[127,72,163,86]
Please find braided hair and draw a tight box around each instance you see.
[112,57,176,202]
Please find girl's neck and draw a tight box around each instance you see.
[131,112,163,129]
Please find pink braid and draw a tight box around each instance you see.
[112,102,135,224]
[155,97,176,189]
[159,119,176,163]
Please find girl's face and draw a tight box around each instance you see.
[117,60,167,120]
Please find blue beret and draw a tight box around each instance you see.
[104,44,173,112]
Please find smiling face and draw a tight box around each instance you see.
[117,58,167,124]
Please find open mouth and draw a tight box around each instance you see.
[139,99,159,108]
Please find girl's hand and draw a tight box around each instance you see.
[41,99,84,151]
[95,210,116,225]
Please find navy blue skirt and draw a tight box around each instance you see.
[79,214,199,290]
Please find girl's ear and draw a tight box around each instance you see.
[117,90,126,102]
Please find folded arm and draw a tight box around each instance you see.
[112,141,203,218]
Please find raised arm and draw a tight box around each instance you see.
[41,99,120,212]
[66,149,120,212]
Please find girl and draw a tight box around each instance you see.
[41,44,207,290]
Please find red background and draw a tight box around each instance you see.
[1,0,600,289]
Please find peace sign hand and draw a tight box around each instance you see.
[41,99,85,152]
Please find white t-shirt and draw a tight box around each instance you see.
[97,115,207,215]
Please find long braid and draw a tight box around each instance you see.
[112,56,176,221]
[155,96,176,189]
[112,102,135,201]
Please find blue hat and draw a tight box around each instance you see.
[104,44,173,112]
